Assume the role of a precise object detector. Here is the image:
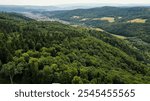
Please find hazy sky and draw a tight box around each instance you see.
[0,0,150,6]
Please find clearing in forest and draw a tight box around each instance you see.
[127,18,147,23]
[93,17,115,23]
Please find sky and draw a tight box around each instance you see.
[0,0,150,6]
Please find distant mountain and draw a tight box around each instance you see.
[0,4,150,13]
[59,3,150,9]
[48,6,150,19]
[0,5,61,12]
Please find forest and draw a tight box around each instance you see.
[44,6,150,65]
[0,12,150,84]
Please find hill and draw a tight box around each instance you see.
[0,5,61,12]
[46,7,150,41]
[0,12,150,84]
[42,6,150,64]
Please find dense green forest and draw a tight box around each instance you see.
[43,6,150,65]
[47,7,150,41]
[0,12,150,84]
[45,7,149,39]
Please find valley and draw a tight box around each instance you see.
[0,6,150,84]
[22,12,70,24]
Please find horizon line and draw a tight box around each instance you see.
[0,3,150,7]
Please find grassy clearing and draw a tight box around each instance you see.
[93,17,115,23]
[91,28,104,32]
[127,18,147,23]
[111,34,126,39]
[80,18,90,21]
[71,16,80,19]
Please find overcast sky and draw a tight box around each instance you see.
[0,0,150,6]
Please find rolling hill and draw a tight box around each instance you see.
[0,12,150,84]
[41,6,150,64]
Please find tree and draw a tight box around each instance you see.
[1,62,23,84]
[42,65,53,83]
[72,76,83,84]
[0,60,2,70]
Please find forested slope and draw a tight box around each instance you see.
[0,12,150,84]
[48,7,150,39]
[45,7,150,64]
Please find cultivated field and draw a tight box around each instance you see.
[127,18,147,23]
